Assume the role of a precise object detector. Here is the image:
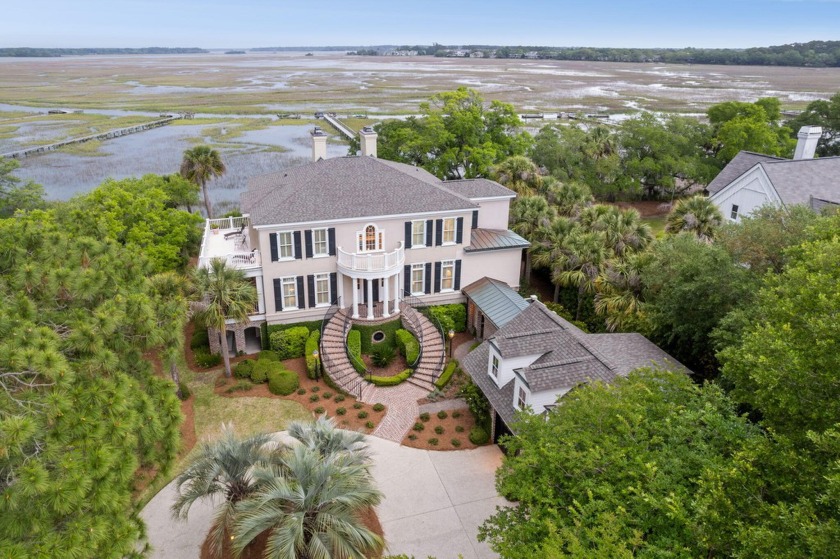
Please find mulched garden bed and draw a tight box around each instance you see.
[212,357,387,434]
[401,407,483,451]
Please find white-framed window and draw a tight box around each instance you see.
[730,204,739,221]
[411,263,425,295]
[312,228,328,257]
[442,217,456,244]
[441,259,455,291]
[491,355,499,378]
[281,277,298,309]
[278,231,294,259]
[517,386,527,410]
[315,273,330,306]
[357,223,383,252]
[411,220,426,247]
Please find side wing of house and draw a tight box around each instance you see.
[710,164,783,222]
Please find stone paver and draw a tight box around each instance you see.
[365,382,427,442]
[418,397,468,414]
[140,435,509,559]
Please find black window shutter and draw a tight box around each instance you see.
[293,231,302,260]
[434,262,442,293]
[404,221,412,249]
[270,233,279,262]
[307,275,316,308]
[404,265,410,294]
[329,272,337,302]
[456,217,464,244]
[295,276,304,308]
[471,210,479,229]
[328,228,336,256]
[425,219,433,246]
[454,259,462,290]
[424,262,432,294]
[273,278,283,311]
[372,279,379,302]
[435,219,443,246]
[304,230,313,258]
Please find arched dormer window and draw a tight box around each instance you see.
[356,223,384,252]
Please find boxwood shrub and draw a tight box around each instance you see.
[233,359,254,379]
[258,350,280,362]
[250,360,273,383]
[304,329,321,379]
[269,326,309,360]
[347,329,365,374]
[395,329,420,365]
[469,425,489,445]
[267,368,299,395]
[369,369,412,387]
[434,359,459,390]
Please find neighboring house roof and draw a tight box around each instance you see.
[462,277,529,329]
[461,299,688,430]
[464,228,530,252]
[706,151,783,195]
[242,156,478,227]
[759,157,840,208]
[442,178,516,199]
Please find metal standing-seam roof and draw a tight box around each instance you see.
[464,228,530,252]
[462,277,529,329]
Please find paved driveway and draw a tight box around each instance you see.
[141,437,509,559]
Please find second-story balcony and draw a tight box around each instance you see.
[198,216,262,272]
[337,241,404,276]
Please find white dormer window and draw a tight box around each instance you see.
[517,386,527,410]
[491,354,499,378]
[357,223,384,252]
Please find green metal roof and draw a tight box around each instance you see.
[463,277,529,329]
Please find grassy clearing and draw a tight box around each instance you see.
[643,216,667,237]
[56,139,107,156]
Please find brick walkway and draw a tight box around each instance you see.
[362,382,428,442]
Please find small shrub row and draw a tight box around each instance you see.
[369,369,411,387]
[395,329,420,365]
[304,329,321,379]
[269,326,309,360]
[267,368,299,395]
[435,360,459,390]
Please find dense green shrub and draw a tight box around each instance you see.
[469,425,489,445]
[365,421,375,429]
[258,350,280,362]
[437,410,448,420]
[357,410,368,419]
[372,403,385,412]
[428,438,439,446]
[452,410,462,419]
[304,329,321,379]
[250,360,273,383]
[413,422,425,432]
[426,303,467,333]
[419,412,431,422]
[190,328,210,349]
[353,402,363,410]
[336,407,347,415]
[233,359,254,379]
[309,394,320,402]
[395,329,420,365]
[177,381,191,401]
[435,359,459,389]
[310,386,319,392]
[269,326,309,359]
[314,406,325,414]
[296,388,306,395]
[368,369,412,386]
[353,319,401,353]
[322,391,332,399]
[434,425,444,434]
[226,380,254,393]
[267,368,299,395]
[266,320,322,338]
[451,438,461,447]
[193,349,222,368]
[455,425,465,433]
[459,380,492,430]
[347,329,365,374]
[334,394,345,403]
[372,345,396,367]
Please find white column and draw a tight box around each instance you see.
[351,277,360,319]
[366,279,374,320]
[255,275,265,314]
[336,270,344,305]
[382,274,390,318]
[394,271,401,312]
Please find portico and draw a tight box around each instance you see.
[337,241,405,321]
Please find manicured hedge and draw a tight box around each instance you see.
[258,350,280,362]
[469,425,489,445]
[435,359,459,390]
[369,369,412,387]
[305,330,321,379]
[250,360,273,383]
[425,303,467,333]
[347,329,365,375]
[353,318,401,353]
[267,368,299,395]
[266,320,323,337]
[269,326,309,359]
[395,329,420,365]
[233,359,254,379]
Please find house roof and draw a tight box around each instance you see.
[461,343,519,428]
[585,333,690,376]
[442,178,516,199]
[706,151,783,195]
[464,228,530,252]
[462,277,529,329]
[759,156,840,208]
[242,156,479,227]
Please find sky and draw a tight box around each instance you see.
[2,0,839,49]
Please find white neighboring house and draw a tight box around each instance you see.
[461,298,688,441]
[708,126,840,221]
[197,127,529,355]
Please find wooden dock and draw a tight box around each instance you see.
[321,114,356,141]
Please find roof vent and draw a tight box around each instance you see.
[530,294,538,302]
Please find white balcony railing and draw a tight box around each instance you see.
[337,241,405,274]
[198,216,262,271]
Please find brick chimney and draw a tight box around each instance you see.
[311,126,327,162]
[359,126,377,158]
[794,126,822,160]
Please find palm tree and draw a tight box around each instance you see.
[600,207,653,257]
[594,254,649,332]
[286,415,371,466]
[180,145,226,218]
[554,230,610,321]
[542,178,593,217]
[491,155,543,197]
[509,196,556,284]
[532,216,578,302]
[665,195,723,242]
[171,425,285,558]
[233,444,383,559]
[194,258,258,378]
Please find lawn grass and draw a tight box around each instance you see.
[642,215,667,237]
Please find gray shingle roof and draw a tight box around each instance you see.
[759,156,840,207]
[462,277,529,329]
[464,228,530,252]
[706,151,784,195]
[585,333,689,376]
[461,343,519,428]
[442,178,516,199]
[242,157,478,226]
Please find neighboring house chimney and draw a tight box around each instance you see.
[311,126,327,162]
[360,126,377,158]
[794,126,822,160]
